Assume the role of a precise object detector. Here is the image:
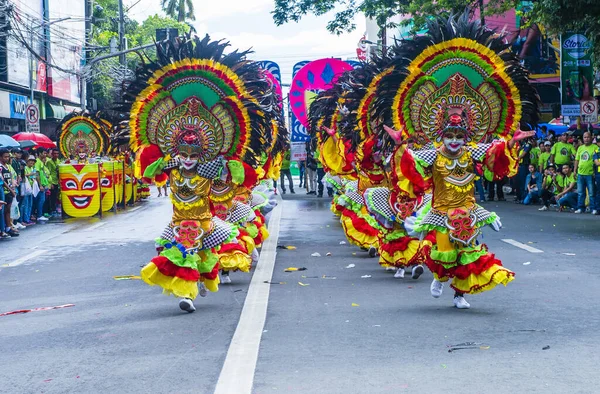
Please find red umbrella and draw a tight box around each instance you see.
[12,132,56,149]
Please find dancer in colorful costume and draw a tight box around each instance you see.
[308,78,381,258]
[124,35,276,312]
[340,55,430,279]
[376,13,539,308]
[58,112,111,164]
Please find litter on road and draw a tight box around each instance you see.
[311,252,322,257]
[0,303,75,317]
[284,267,307,272]
[113,275,141,280]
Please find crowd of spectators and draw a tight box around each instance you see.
[493,127,600,215]
[0,147,61,239]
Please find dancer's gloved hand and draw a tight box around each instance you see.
[490,218,502,232]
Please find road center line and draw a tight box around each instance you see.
[214,197,283,394]
[501,239,544,253]
[6,249,48,267]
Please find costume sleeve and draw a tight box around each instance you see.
[480,140,519,181]
[389,144,433,199]
[319,137,355,176]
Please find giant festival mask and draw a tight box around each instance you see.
[59,163,102,217]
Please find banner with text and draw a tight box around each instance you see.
[561,32,594,117]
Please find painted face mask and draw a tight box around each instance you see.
[178,144,201,171]
[60,163,101,217]
[100,161,115,212]
[443,130,466,153]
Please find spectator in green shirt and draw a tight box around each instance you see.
[279,150,294,194]
[550,133,575,166]
[45,149,61,215]
[574,131,598,213]
[34,149,49,221]
[539,164,558,211]
[556,164,577,209]
[538,142,552,173]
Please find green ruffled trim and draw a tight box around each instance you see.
[430,244,488,269]
[155,238,170,246]
[383,229,408,242]
[245,223,259,238]
[228,160,245,184]
[363,211,384,231]
[459,245,488,265]
[197,250,219,273]
[415,223,448,233]
[160,247,201,269]
[144,158,164,178]
[225,227,240,244]
[483,167,494,182]
[430,248,458,263]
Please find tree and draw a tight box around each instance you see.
[89,0,190,110]
[272,0,518,35]
[530,0,600,60]
[160,0,196,22]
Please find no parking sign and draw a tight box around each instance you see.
[25,104,40,133]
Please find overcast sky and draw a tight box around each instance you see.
[128,0,366,84]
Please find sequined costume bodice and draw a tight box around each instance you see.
[170,168,212,225]
[432,148,476,212]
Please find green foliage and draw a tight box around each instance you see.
[529,0,600,60]
[272,0,599,61]
[272,0,520,34]
[89,0,191,110]
[160,0,196,22]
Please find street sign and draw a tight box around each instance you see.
[25,104,40,133]
[291,142,307,161]
[580,99,598,123]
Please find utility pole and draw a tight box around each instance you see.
[82,0,92,110]
[118,0,125,66]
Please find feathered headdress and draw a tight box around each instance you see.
[57,111,111,158]
[121,34,277,180]
[375,12,540,146]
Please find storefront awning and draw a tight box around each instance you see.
[45,103,66,120]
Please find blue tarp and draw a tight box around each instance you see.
[536,123,569,138]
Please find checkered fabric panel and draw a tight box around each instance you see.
[202,217,235,250]
[197,158,223,179]
[228,202,253,224]
[420,210,447,228]
[474,205,494,223]
[160,224,176,242]
[412,149,437,165]
[469,143,492,161]
[364,187,394,221]
[345,189,365,206]
[163,158,180,170]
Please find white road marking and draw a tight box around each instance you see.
[501,239,544,253]
[6,249,48,267]
[214,197,283,394]
[127,206,142,213]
